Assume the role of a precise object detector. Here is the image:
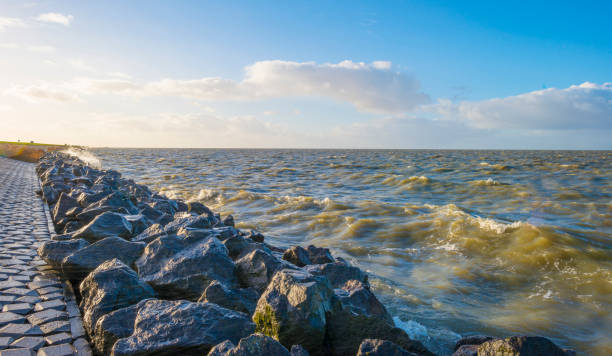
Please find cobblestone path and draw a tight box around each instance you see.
[0,157,91,356]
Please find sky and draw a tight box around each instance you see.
[0,0,611,149]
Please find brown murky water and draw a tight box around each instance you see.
[86,148,611,355]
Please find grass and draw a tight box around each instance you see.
[0,141,65,163]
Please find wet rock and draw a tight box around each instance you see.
[290,345,310,356]
[305,245,334,264]
[452,345,478,356]
[356,339,417,356]
[123,214,151,236]
[187,201,212,215]
[112,300,255,356]
[208,341,236,356]
[51,193,80,227]
[478,336,573,356]
[247,230,264,242]
[454,335,495,351]
[282,246,312,267]
[79,259,155,335]
[236,249,286,292]
[72,212,133,243]
[37,239,90,268]
[136,234,236,300]
[132,213,217,243]
[92,300,150,355]
[327,280,432,356]
[61,236,145,280]
[252,269,335,355]
[198,280,259,315]
[223,215,235,227]
[210,333,291,356]
[304,261,368,288]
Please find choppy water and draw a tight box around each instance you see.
[88,149,611,355]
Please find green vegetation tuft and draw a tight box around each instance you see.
[253,305,281,339]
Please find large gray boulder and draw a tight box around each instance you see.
[208,333,291,356]
[37,239,90,268]
[477,336,574,356]
[235,249,288,293]
[327,280,432,356]
[304,261,369,288]
[52,192,80,226]
[112,300,255,356]
[132,213,218,243]
[93,300,150,355]
[135,234,236,300]
[61,236,145,280]
[79,259,155,335]
[282,246,312,267]
[252,269,335,355]
[73,211,133,242]
[356,339,417,356]
[198,280,259,315]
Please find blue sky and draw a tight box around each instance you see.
[1,0,611,148]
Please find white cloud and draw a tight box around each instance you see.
[432,82,612,130]
[69,59,96,72]
[35,13,73,26]
[0,17,27,31]
[0,43,55,52]
[4,60,429,114]
[5,84,80,103]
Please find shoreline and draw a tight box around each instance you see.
[33,151,576,356]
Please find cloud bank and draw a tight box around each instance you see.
[433,82,612,130]
[0,17,27,31]
[5,60,429,114]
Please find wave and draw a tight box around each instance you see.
[470,178,505,186]
[61,147,101,168]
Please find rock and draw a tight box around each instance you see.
[42,185,59,205]
[252,269,335,355]
[150,199,176,216]
[138,204,166,224]
[223,235,256,260]
[187,201,211,215]
[213,333,291,356]
[304,261,368,288]
[132,213,217,243]
[290,345,310,356]
[208,341,235,356]
[92,300,150,355]
[62,221,82,234]
[247,230,264,243]
[61,236,145,280]
[112,300,255,356]
[37,239,90,268]
[136,235,236,300]
[223,215,235,227]
[454,335,495,351]
[282,246,312,267]
[123,214,151,236]
[198,280,259,315]
[452,345,478,356]
[51,193,80,227]
[76,191,111,208]
[305,245,334,264]
[327,280,432,356]
[79,259,155,335]
[72,212,133,243]
[478,336,573,356]
[236,249,286,293]
[356,339,417,356]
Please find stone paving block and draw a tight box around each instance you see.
[14,298,39,306]
[67,319,83,340]
[26,310,67,326]
[43,333,71,346]
[36,296,61,303]
[71,339,90,356]
[0,281,24,291]
[0,298,16,308]
[38,321,69,336]
[2,290,37,298]
[0,348,36,356]
[10,336,45,350]
[36,343,74,356]
[0,337,12,350]
[0,324,43,338]
[32,289,60,298]
[0,314,25,327]
[32,301,64,313]
[1,305,32,316]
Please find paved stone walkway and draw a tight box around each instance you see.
[0,157,91,356]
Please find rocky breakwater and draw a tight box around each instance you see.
[34,151,575,356]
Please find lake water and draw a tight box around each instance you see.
[87,148,611,355]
